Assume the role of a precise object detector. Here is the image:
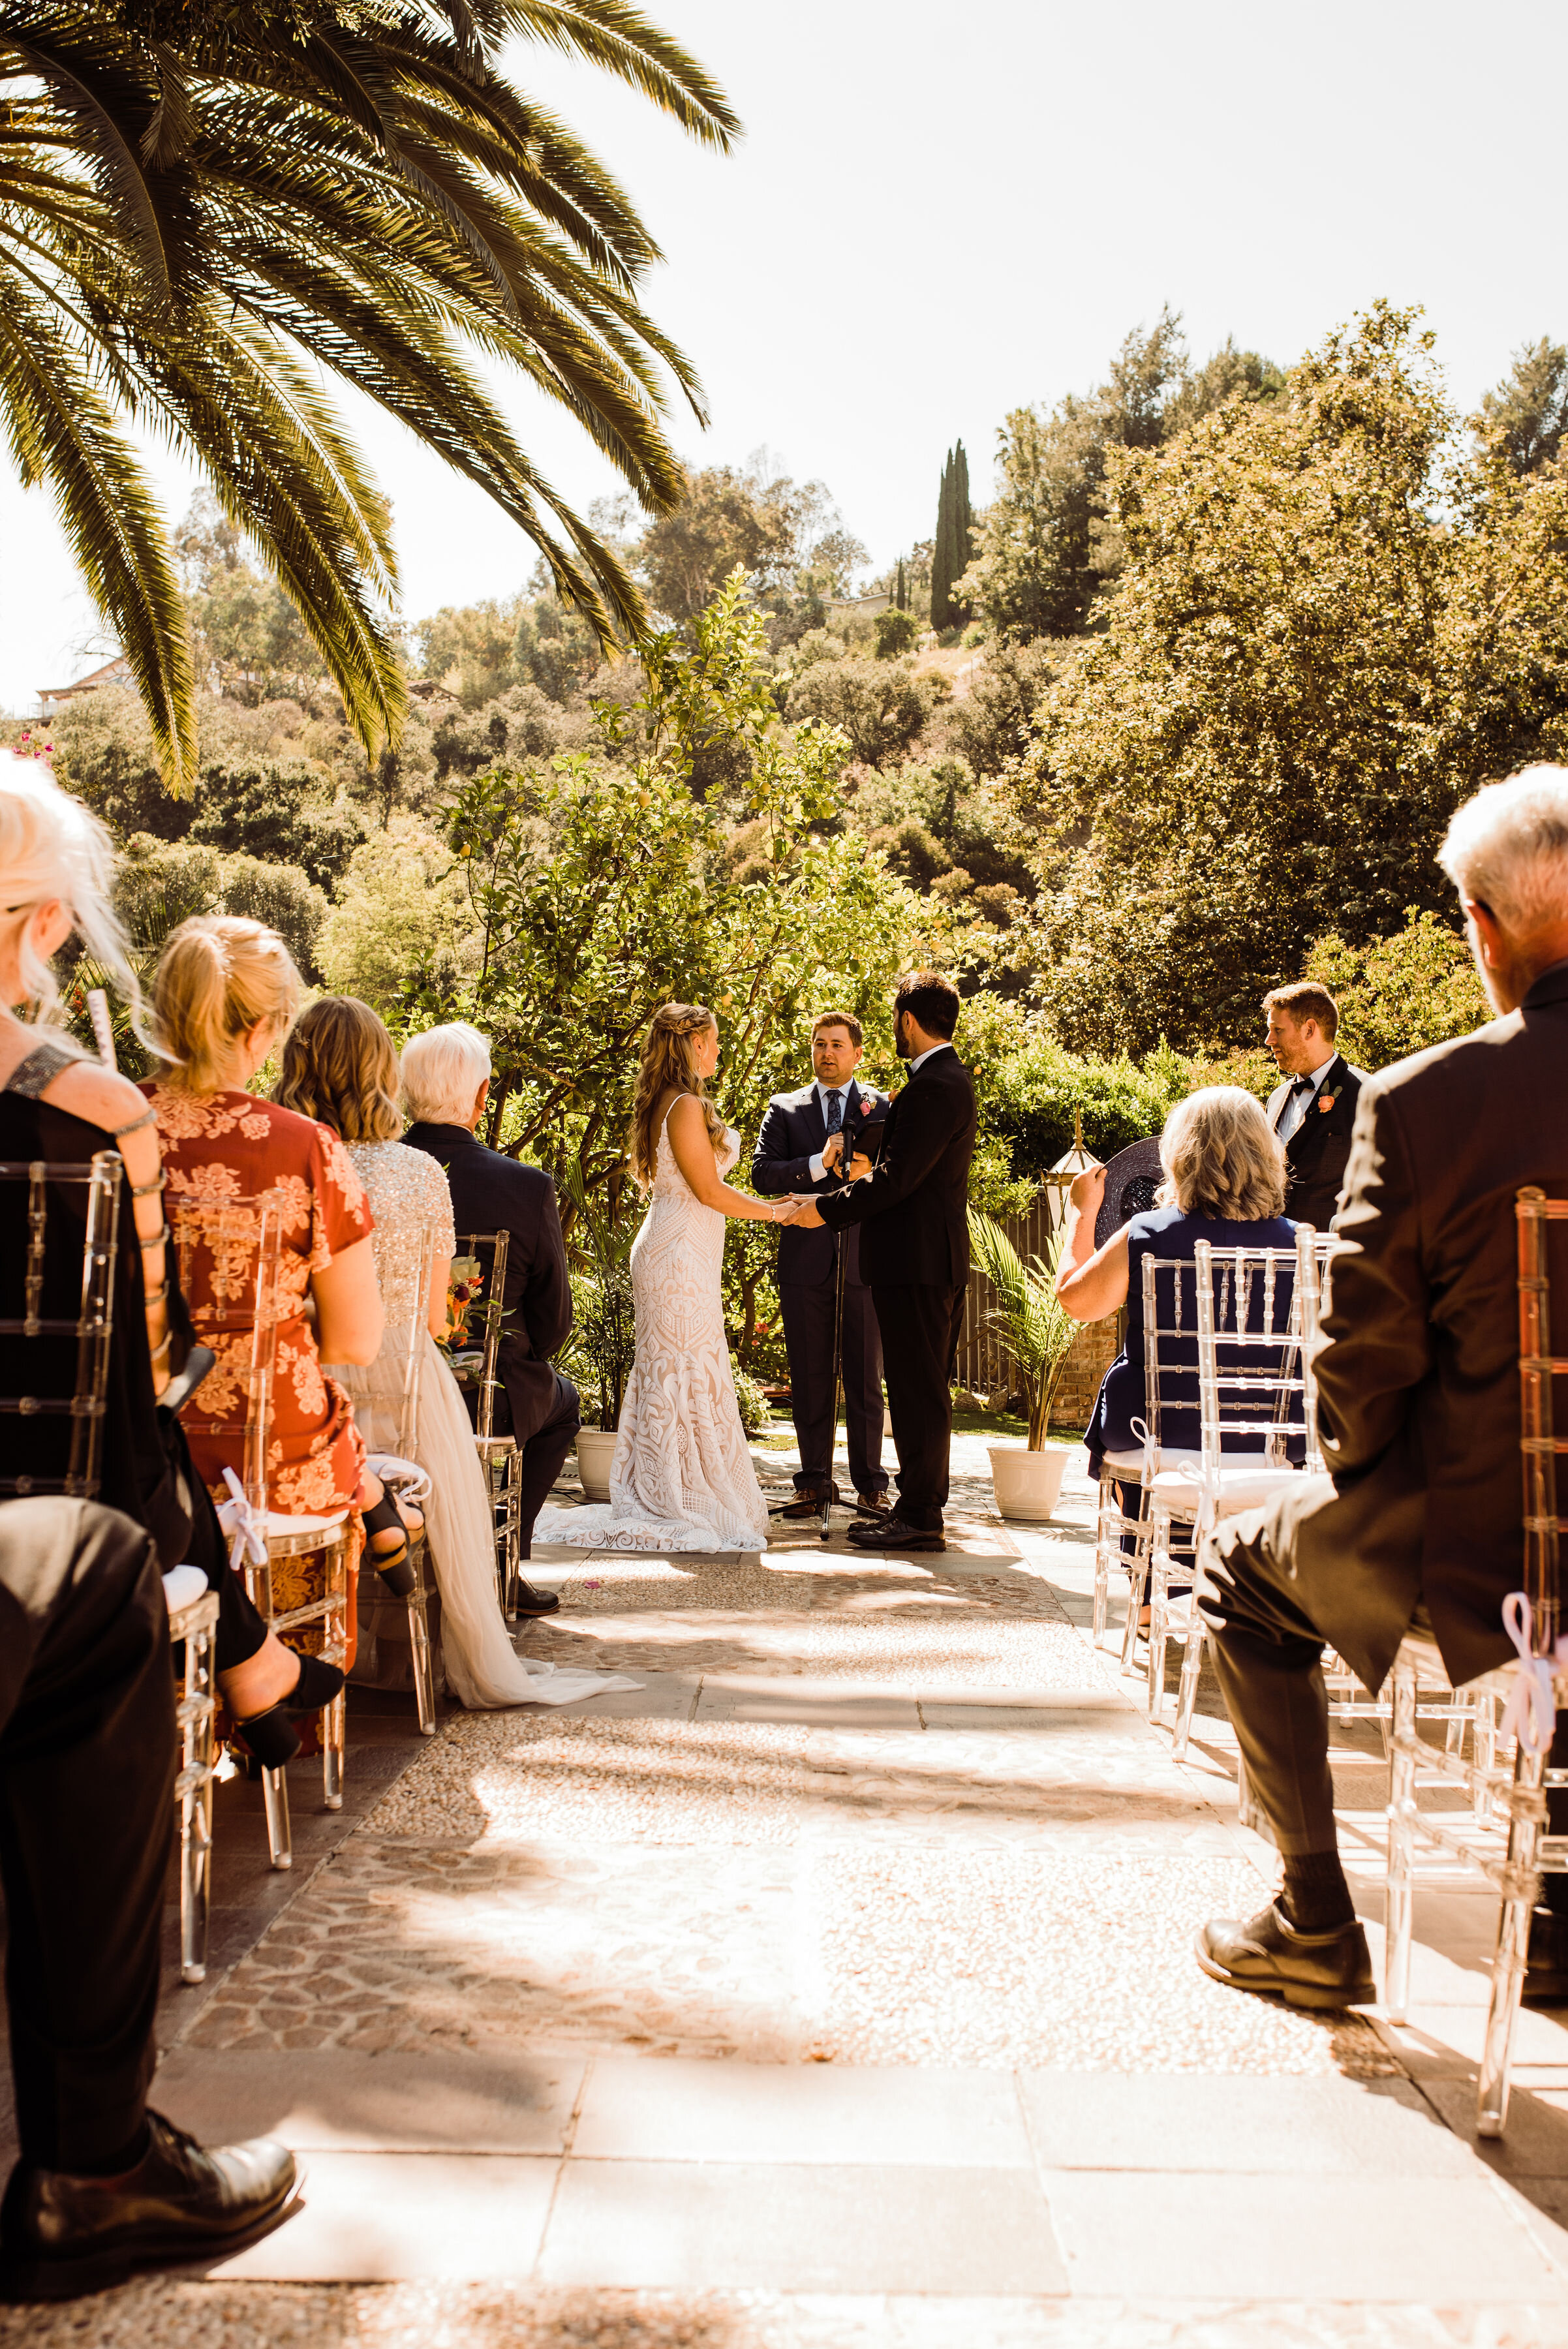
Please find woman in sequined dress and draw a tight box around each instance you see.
[277,998,637,1710]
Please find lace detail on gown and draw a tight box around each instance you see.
[534,1111,771,1553]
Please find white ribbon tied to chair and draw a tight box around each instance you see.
[216,1465,269,1577]
[1499,1590,1568,1755]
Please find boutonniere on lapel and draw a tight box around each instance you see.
[1317,1086,1342,1115]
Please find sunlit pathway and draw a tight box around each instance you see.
[11,1442,1568,2346]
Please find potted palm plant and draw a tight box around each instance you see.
[967,1208,1079,1521]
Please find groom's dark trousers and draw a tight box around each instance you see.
[752,1081,889,1498]
[0,1499,176,2171]
[817,1050,978,1531]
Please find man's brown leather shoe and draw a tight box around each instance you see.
[774,1482,838,1520]
[855,1492,891,1516]
[0,2111,298,2301]
[1195,1901,1375,2011]
[846,1513,945,1553]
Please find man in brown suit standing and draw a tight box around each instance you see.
[1196,766,1568,2009]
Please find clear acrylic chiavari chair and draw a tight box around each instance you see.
[455,1229,523,1621]
[0,1154,220,1978]
[173,1190,352,1872]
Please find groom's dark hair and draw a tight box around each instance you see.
[811,1009,863,1045]
[895,970,959,1039]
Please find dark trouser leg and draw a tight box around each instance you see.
[0,1500,177,2172]
[515,1375,581,1556]
[1201,1503,1340,1855]
[842,1281,887,1496]
[871,1282,964,1531]
[780,1280,834,1492]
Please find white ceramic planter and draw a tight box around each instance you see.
[988,1443,1071,1522]
[576,1425,619,1502]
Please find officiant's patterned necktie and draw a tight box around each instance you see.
[824,1090,844,1136]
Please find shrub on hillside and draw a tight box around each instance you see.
[873,607,920,659]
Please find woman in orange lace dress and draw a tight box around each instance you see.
[144,917,397,1666]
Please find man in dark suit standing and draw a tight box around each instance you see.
[1263,983,1364,1231]
[784,972,977,1554]
[752,1011,891,1518]
[402,1022,576,1611]
[1195,767,1568,2010]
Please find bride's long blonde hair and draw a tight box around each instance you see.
[630,1001,726,1187]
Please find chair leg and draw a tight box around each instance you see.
[1119,1516,1151,1676]
[1385,1658,1418,2024]
[502,1452,523,1621]
[407,1537,437,1738]
[322,1685,345,1811]
[1172,1595,1207,1761]
[1091,1471,1111,1645]
[1477,1743,1546,2140]
[262,1764,293,1869]
[1146,1507,1171,1721]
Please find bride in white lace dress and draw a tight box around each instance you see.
[535,1001,786,1553]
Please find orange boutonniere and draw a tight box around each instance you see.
[1319,1086,1340,1114]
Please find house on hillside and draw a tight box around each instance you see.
[37,654,133,714]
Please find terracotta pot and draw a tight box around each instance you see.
[576,1426,619,1502]
[988,1443,1071,1522]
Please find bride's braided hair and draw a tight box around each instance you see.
[630,1001,726,1188]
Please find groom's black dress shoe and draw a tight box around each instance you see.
[774,1482,838,1520]
[0,2111,298,2301]
[846,1513,945,1554]
[1195,1901,1375,2010]
[510,1576,561,1617]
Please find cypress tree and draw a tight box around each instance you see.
[952,441,973,627]
[895,556,907,611]
[930,451,955,630]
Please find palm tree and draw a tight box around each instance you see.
[0,2,737,785]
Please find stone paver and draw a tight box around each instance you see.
[13,1437,1568,2342]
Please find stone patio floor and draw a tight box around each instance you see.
[12,1437,1568,2347]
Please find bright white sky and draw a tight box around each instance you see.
[2,0,1564,716]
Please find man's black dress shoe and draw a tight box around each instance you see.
[1195,1901,1376,2011]
[774,1483,838,1520]
[0,2110,298,2301]
[1524,1905,1568,2003]
[846,1513,945,1553]
[511,1575,561,1616]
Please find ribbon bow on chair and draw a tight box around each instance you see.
[1499,1591,1568,1755]
[216,1466,268,1577]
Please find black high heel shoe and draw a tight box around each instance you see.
[362,1486,417,1597]
[234,1653,346,1770]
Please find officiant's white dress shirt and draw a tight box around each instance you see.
[1275,1055,1334,1144]
[808,1081,853,1185]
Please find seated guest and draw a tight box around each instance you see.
[1194,764,1568,2011]
[143,917,405,1680]
[277,996,572,1698]
[1058,1088,1299,1625]
[402,1022,575,1605]
[0,1497,296,2299]
[0,756,339,1764]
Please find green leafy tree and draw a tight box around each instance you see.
[785,656,933,767]
[638,455,865,624]
[1020,303,1568,1054]
[1476,338,1568,477]
[872,606,919,659]
[0,1,737,783]
[1306,910,1490,1069]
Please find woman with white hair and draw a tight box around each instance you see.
[0,750,344,1760]
[1057,1086,1300,1627]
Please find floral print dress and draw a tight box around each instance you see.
[146,1084,375,1519]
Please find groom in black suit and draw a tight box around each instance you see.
[752,1011,891,1516]
[785,972,977,1553]
[1263,983,1366,1231]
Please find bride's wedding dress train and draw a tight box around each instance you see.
[534,1113,771,1553]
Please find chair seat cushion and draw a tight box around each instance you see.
[161,1563,209,1614]
[1148,1464,1301,1520]
[266,1507,351,1539]
[1101,1449,1146,1478]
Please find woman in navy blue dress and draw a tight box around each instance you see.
[1057,1088,1299,1620]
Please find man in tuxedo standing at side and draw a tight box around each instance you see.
[783,972,977,1553]
[1263,983,1365,1231]
[752,1011,891,1518]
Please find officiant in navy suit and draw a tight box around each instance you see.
[752,1011,891,1518]
[1263,982,1366,1231]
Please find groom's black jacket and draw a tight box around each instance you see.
[750,1079,889,1286]
[816,1049,977,1287]
[403,1120,572,1444]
